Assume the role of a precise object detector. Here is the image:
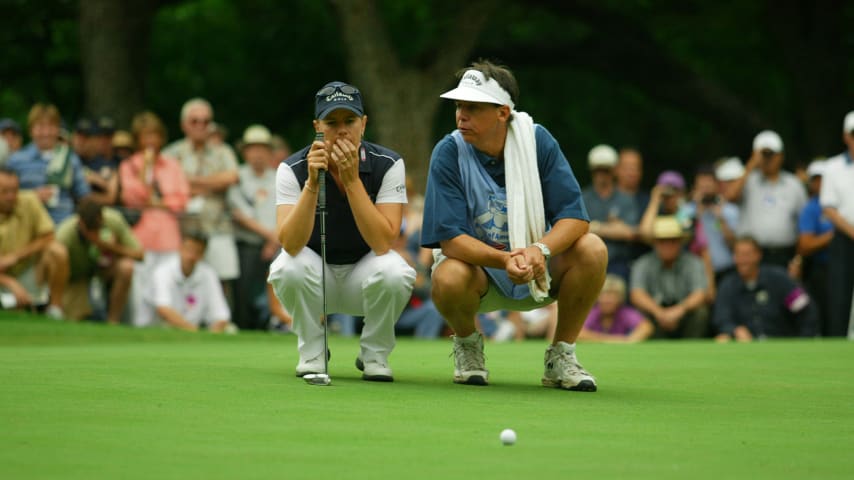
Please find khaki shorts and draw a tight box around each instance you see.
[0,265,47,305]
[479,281,555,313]
[432,250,555,314]
[62,281,92,320]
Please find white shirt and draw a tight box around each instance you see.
[227,165,277,244]
[820,153,854,225]
[148,256,231,327]
[737,170,807,247]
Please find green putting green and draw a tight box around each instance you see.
[2,311,853,480]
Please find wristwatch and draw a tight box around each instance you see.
[531,242,551,260]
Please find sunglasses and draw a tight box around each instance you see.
[760,149,776,157]
[316,85,360,97]
[188,117,211,126]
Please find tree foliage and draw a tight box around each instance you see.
[1,0,852,189]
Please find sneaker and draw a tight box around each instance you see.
[492,320,517,343]
[542,342,597,392]
[269,319,293,335]
[295,349,331,378]
[452,332,488,385]
[45,305,64,321]
[355,357,394,382]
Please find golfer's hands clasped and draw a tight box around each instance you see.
[506,247,548,290]
[329,137,360,187]
[306,136,360,191]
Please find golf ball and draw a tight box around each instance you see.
[500,428,516,445]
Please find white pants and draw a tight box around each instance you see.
[267,248,415,362]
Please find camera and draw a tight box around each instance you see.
[701,194,719,206]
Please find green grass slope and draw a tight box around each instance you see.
[1,312,853,480]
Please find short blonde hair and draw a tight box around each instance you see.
[600,274,627,303]
[27,103,61,128]
[131,111,167,143]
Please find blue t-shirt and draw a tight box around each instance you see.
[797,196,833,264]
[421,125,588,249]
[581,186,638,264]
[682,201,740,272]
[7,143,91,224]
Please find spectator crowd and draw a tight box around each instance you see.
[1,100,853,342]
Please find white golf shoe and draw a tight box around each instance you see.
[355,356,394,382]
[295,350,329,378]
[452,332,488,386]
[542,341,597,392]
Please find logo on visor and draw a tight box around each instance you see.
[462,72,483,86]
[325,92,354,102]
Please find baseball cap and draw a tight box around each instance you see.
[753,130,783,153]
[652,216,685,240]
[806,159,827,178]
[241,124,272,147]
[439,69,515,109]
[112,130,134,150]
[315,82,364,120]
[844,110,854,134]
[587,144,618,170]
[715,157,745,181]
[0,118,21,134]
[94,116,116,136]
[74,117,95,135]
[656,170,686,190]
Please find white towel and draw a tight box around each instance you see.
[504,111,550,301]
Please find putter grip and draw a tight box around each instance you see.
[315,132,326,210]
[318,171,326,209]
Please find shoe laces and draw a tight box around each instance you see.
[549,349,589,377]
[452,339,486,371]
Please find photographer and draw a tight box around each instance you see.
[683,164,739,286]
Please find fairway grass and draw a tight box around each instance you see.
[2,312,853,480]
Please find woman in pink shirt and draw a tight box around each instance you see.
[119,112,190,327]
[119,112,189,255]
[580,274,654,342]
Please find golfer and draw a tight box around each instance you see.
[268,81,415,382]
[421,61,608,391]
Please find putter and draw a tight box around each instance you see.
[305,132,331,387]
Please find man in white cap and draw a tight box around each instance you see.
[421,60,607,391]
[582,144,639,282]
[227,125,280,330]
[820,110,854,337]
[724,130,806,268]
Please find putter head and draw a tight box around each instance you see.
[303,373,331,386]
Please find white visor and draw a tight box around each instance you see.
[439,70,515,109]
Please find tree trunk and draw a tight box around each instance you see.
[330,0,494,192]
[79,0,157,127]
[766,0,846,162]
